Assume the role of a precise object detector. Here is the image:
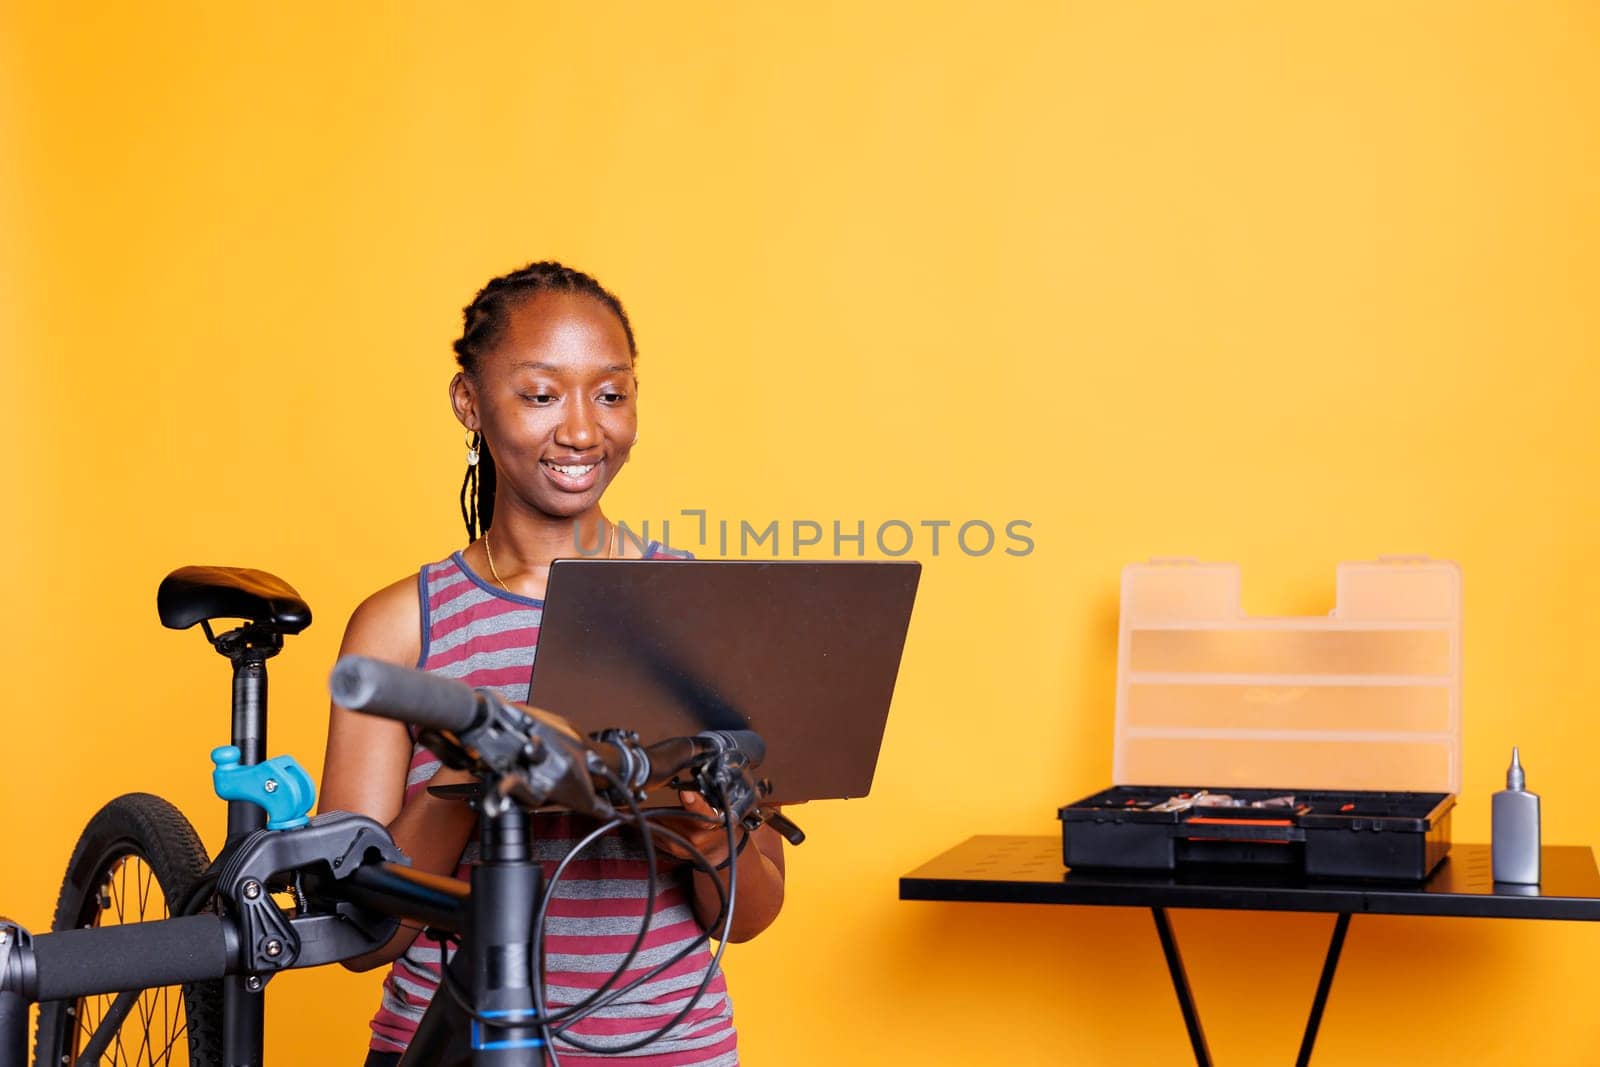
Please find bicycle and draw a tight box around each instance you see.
[0,565,802,1067]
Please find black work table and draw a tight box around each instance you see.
[900,836,1600,1065]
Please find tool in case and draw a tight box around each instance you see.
[1059,557,1462,880]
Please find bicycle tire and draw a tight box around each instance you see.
[33,792,225,1067]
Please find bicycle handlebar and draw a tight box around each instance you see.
[330,654,482,734]
[329,654,770,820]
[596,731,767,794]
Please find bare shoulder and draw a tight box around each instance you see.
[340,569,426,667]
[319,568,429,818]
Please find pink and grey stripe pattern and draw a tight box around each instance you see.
[369,546,738,1065]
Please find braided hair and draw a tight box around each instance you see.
[454,261,638,543]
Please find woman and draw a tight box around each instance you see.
[319,261,786,1066]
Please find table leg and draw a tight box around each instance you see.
[1294,912,1351,1067]
[1151,907,1212,1067]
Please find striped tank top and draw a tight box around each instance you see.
[369,545,739,1065]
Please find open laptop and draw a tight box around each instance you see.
[527,559,920,805]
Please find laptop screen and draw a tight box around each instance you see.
[528,558,920,805]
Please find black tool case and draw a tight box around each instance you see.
[1060,558,1463,881]
[1059,785,1455,879]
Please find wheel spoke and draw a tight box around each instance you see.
[154,1004,188,1066]
[75,1002,90,1057]
[135,989,155,1065]
[77,995,97,1042]
[157,984,168,1064]
[138,860,153,916]
[82,991,119,1060]
[131,997,147,1067]
[158,984,172,1065]
[106,864,123,926]
[174,994,189,1065]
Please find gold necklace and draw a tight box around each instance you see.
[482,522,614,594]
[482,532,512,593]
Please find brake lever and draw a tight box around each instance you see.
[761,809,806,846]
[681,749,765,827]
[425,782,483,802]
[676,758,806,847]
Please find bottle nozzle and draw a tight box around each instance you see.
[1507,746,1526,791]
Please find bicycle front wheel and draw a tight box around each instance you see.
[33,792,225,1067]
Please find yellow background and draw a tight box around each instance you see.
[4,2,1599,1063]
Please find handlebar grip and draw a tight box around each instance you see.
[701,730,766,767]
[31,916,235,999]
[329,654,482,734]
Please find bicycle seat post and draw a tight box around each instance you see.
[210,623,284,846]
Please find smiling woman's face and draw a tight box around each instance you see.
[451,290,638,522]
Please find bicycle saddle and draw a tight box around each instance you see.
[157,566,312,635]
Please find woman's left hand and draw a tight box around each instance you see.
[653,789,740,868]
[653,788,788,942]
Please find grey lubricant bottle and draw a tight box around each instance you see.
[1491,747,1540,884]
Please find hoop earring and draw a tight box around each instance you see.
[465,430,480,467]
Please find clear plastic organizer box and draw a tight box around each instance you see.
[1058,556,1462,880]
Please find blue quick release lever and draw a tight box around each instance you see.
[211,746,316,830]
